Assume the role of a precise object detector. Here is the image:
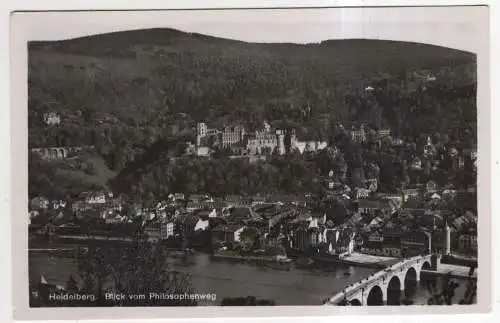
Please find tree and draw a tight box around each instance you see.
[73,238,197,306]
[425,271,476,305]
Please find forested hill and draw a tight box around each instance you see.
[29,28,476,137]
[28,28,477,199]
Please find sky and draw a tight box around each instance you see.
[14,6,487,53]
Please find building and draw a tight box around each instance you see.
[426,180,438,193]
[424,136,435,157]
[227,207,253,224]
[377,129,391,138]
[292,223,325,252]
[292,140,328,154]
[30,196,50,210]
[212,224,246,244]
[221,125,245,148]
[196,122,208,146]
[80,191,108,204]
[411,157,422,170]
[458,233,477,254]
[161,220,175,239]
[43,112,61,125]
[402,188,421,202]
[357,199,398,217]
[194,208,217,219]
[401,230,432,257]
[354,188,371,200]
[350,125,367,143]
[335,229,356,255]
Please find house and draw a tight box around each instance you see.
[160,220,175,240]
[392,138,404,146]
[350,125,367,143]
[321,228,341,254]
[354,188,371,200]
[463,147,477,161]
[196,146,214,157]
[292,223,325,252]
[456,190,477,210]
[71,201,93,212]
[144,221,162,242]
[458,232,477,253]
[402,188,421,202]
[335,229,356,255]
[363,225,403,257]
[365,178,378,192]
[424,136,435,157]
[411,157,422,170]
[357,199,398,217]
[43,112,61,125]
[225,195,252,207]
[401,229,432,257]
[426,180,438,193]
[377,129,391,138]
[442,189,457,199]
[30,196,50,210]
[194,208,217,219]
[309,212,326,228]
[81,191,107,204]
[172,193,185,201]
[212,224,246,244]
[176,214,209,240]
[227,207,253,224]
[251,196,267,206]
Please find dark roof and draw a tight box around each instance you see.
[178,214,200,227]
[194,208,214,217]
[228,207,252,223]
[213,224,244,233]
[358,200,385,209]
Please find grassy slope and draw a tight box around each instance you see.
[53,154,117,189]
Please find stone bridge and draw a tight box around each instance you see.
[326,254,438,306]
[30,146,95,161]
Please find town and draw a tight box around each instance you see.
[29,117,478,266]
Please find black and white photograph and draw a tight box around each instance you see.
[10,4,490,317]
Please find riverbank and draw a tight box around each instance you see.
[312,252,400,269]
[421,263,477,280]
[212,252,291,265]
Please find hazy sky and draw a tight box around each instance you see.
[14,6,487,53]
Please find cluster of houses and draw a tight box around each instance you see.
[29,173,478,258]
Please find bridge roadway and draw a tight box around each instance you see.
[326,254,435,305]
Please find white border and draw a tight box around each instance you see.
[1,1,497,323]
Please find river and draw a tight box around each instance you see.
[29,251,470,306]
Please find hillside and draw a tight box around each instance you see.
[28,28,477,199]
[28,28,476,132]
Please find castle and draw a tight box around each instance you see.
[195,121,327,157]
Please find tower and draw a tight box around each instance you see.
[196,122,207,147]
[290,128,297,150]
[276,130,285,155]
[445,220,451,255]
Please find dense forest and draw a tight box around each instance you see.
[27,28,477,201]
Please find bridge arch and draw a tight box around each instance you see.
[420,261,431,281]
[350,299,362,306]
[403,267,418,299]
[366,285,385,306]
[387,276,402,305]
